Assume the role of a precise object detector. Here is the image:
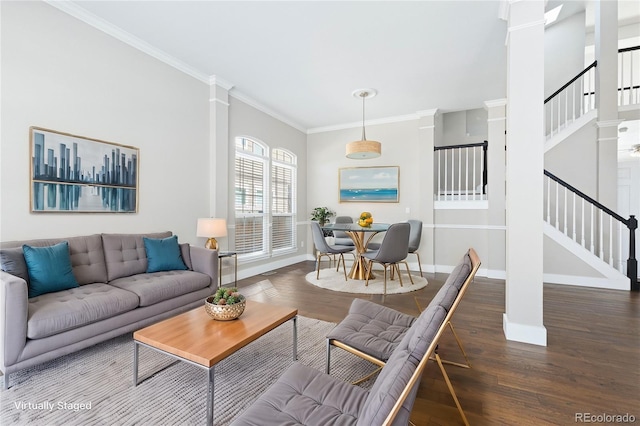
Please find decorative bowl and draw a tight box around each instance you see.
[205,297,246,321]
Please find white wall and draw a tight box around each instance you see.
[544,12,586,99]
[227,96,308,273]
[0,2,210,244]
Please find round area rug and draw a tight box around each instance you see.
[305,268,427,294]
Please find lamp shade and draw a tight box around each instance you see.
[346,140,381,159]
[197,218,228,238]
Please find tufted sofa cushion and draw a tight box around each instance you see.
[102,232,172,281]
[108,270,211,307]
[0,234,107,285]
[326,298,415,361]
[27,283,139,339]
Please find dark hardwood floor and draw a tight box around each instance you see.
[237,261,640,425]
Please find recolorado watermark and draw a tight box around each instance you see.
[575,413,636,423]
[14,401,92,412]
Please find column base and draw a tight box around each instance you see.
[503,313,547,346]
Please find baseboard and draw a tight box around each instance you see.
[503,313,547,346]
[231,254,310,284]
[543,273,629,290]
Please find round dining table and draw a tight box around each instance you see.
[321,222,389,280]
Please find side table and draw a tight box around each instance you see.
[218,251,238,288]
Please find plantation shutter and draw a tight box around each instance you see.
[235,153,267,256]
[271,156,295,252]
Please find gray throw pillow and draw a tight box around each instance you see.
[0,247,30,283]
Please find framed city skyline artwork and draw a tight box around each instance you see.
[30,127,139,213]
[339,166,400,203]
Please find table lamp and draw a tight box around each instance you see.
[196,218,227,250]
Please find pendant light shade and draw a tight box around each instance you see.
[346,89,381,159]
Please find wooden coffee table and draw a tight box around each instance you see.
[133,300,298,426]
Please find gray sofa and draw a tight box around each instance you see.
[0,231,218,389]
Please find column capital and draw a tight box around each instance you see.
[209,75,234,91]
[484,99,507,109]
[416,108,438,118]
[596,119,624,129]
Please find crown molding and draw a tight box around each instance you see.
[307,113,421,134]
[416,108,439,117]
[229,91,307,133]
[45,0,210,84]
[209,75,235,91]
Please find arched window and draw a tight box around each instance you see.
[234,138,297,258]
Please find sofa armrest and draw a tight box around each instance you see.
[0,271,28,371]
[189,246,219,286]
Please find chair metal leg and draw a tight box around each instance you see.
[441,321,472,369]
[316,253,322,279]
[339,253,347,281]
[394,264,404,287]
[414,251,423,277]
[364,259,374,286]
[326,339,332,374]
[402,261,415,285]
[435,352,469,426]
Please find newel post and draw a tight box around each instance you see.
[628,215,638,291]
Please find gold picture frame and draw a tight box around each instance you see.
[30,127,139,213]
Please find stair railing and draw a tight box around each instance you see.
[544,170,638,290]
[544,61,597,139]
[434,141,487,201]
[618,46,640,107]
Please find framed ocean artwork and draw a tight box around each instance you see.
[30,127,139,213]
[339,166,399,203]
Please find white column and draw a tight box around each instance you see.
[594,0,619,209]
[209,77,233,219]
[484,99,507,279]
[504,0,547,346]
[417,109,438,272]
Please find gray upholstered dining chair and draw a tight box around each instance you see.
[310,222,354,281]
[361,222,413,294]
[405,219,423,277]
[332,216,355,247]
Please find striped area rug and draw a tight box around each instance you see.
[1,316,377,425]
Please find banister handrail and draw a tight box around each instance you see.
[545,61,597,104]
[434,141,488,151]
[618,45,640,53]
[544,169,627,225]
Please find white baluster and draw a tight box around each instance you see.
[564,88,568,128]
[550,101,554,136]
[572,81,576,121]
[618,221,624,272]
[590,204,595,254]
[572,192,576,242]
[581,198,585,247]
[458,147,462,200]
[473,147,477,201]
[556,182,560,231]
[545,176,551,224]
[557,95,561,131]
[465,147,469,201]
[444,150,448,201]
[599,211,604,261]
[564,187,568,235]
[437,150,441,201]
[609,216,614,267]
[580,75,584,116]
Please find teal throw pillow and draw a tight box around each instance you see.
[22,241,79,298]
[143,235,188,273]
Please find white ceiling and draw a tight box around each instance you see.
[50,1,636,132]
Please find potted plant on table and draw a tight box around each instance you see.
[310,207,335,227]
[205,287,246,320]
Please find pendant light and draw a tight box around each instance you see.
[346,89,381,159]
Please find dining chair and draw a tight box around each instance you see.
[310,222,354,281]
[332,216,355,247]
[405,219,423,277]
[361,222,413,294]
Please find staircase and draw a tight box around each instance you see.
[543,46,639,291]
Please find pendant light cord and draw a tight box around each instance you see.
[361,92,367,141]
